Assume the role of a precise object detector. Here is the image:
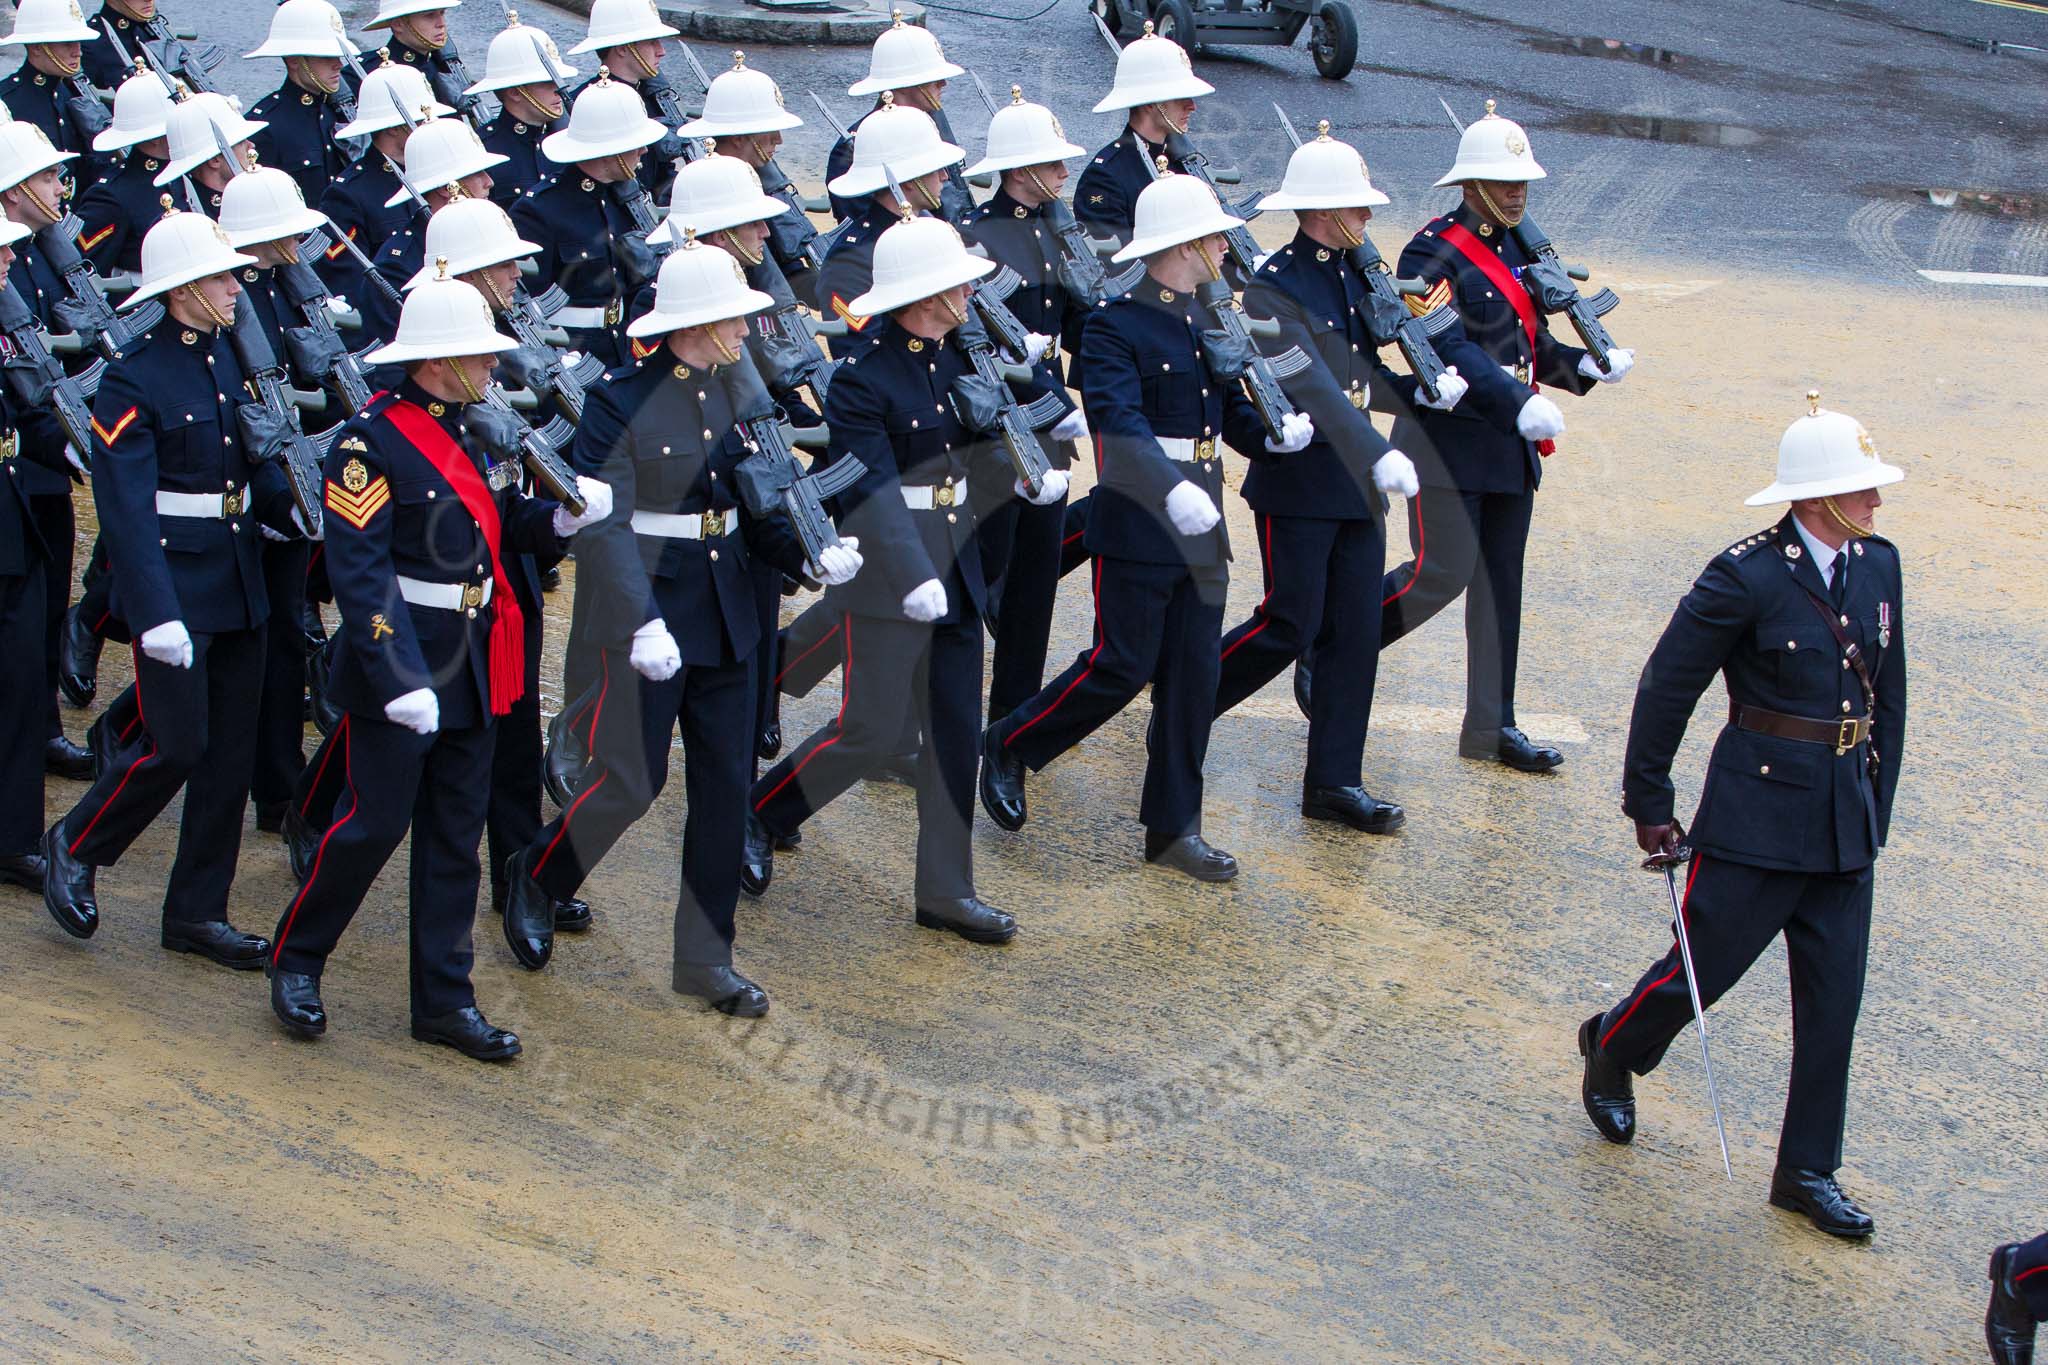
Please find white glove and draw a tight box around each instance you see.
[1050,407,1089,443]
[551,476,614,535]
[1372,449,1419,499]
[1579,348,1634,383]
[1164,481,1220,537]
[811,535,862,587]
[139,619,193,669]
[290,505,323,541]
[326,295,352,315]
[63,443,85,474]
[1416,366,1468,412]
[1019,331,1052,365]
[384,686,440,736]
[628,619,682,681]
[901,578,948,623]
[1015,468,1069,507]
[561,350,585,369]
[261,522,292,543]
[1516,393,1566,441]
[1264,411,1314,454]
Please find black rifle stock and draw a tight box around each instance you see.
[950,309,1061,498]
[1159,130,1263,280]
[1194,277,1312,442]
[277,235,377,413]
[471,385,585,515]
[726,350,862,571]
[1508,216,1621,372]
[0,277,99,463]
[38,219,155,360]
[227,296,327,536]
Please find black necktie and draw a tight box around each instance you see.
[1829,554,1847,609]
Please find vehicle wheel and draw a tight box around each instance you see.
[1152,0,1198,52]
[1091,0,1122,36]
[1310,0,1357,78]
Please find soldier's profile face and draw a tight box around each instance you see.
[1028,159,1069,194]
[725,219,770,255]
[0,244,16,275]
[300,57,343,89]
[403,10,450,47]
[1162,98,1196,129]
[30,42,82,75]
[1834,488,1882,531]
[1479,179,1527,217]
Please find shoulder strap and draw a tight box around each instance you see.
[1793,581,1880,778]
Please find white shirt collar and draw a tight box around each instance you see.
[1790,514,1842,582]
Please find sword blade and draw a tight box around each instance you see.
[1664,864,1734,1181]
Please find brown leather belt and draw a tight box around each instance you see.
[1729,701,1870,755]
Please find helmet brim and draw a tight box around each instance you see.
[1745,463,1905,506]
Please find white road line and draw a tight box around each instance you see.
[1916,269,2048,287]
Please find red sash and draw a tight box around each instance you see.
[1438,221,1554,456]
[382,396,525,715]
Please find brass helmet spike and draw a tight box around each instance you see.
[505,6,518,23]
[1154,153,1170,175]
[682,224,698,248]
[377,45,391,65]
[1807,389,1822,416]
[596,63,612,84]
[704,135,717,155]
[132,55,146,74]
[1315,118,1331,140]
[1142,18,1155,35]
[172,77,191,98]
[880,88,894,108]
[158,192,177,214]
[447,179,466,200]
[890,7,904,24]
[732,49,746,68]
[1010,84,1024,105]
[1483,98,1497,118]
[434,254,450,280]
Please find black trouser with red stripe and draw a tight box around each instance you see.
[1380,485,1534,737]
[1595,854,1874,1173]
[250,538,311,812]
[0,561,47,855]
[1214,513,1385,790]
[58,626,265,925]
[983,485,1072,724]
[269,712,494,1018]
[485,600,546,893]
[33,491,73,736]
[2011,1233,2048,1317]
[752,610,983,905]
[525,644,752,966]
[992,557,1226,840]
[749,560,781,743]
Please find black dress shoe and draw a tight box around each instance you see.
[308,640,343,737]
[411,1006,521,1061]
[0,852,46,893]
[1292,658,1312,719]
[59,604,99,708]
[1459,725,1564,773]
[283,802,320,884]
[914,896,1017,944]
[978,725,1027,831]
[866,750,919,786]
[1143,831,1239,883]
[499,849,555,971]
[1577,1013,1636,1144]
[1768,1168,1875,1240]
[1302,786,1405,834]
[41,824,97,939]
[87,709,113,782]
[554,896,593,932]
[544,699,590,808]
[268,965,327,1038]
[673,961,770,1016]
[254,800,287,834]
[299,598,328,654]
[45,734,93,781]
[756,720,782,761]
[740,812,775,897]
[163,920,271,969]
[1987,1243,2040,1365]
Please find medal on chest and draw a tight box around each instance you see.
[486,457,520,493]
[1878,601,1891,649]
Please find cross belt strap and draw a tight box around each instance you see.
[1438,220,1554,455]
[1792,582,1883,780]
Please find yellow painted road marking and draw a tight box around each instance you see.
[1971,0,2048,13]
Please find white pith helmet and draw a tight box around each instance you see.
[825,96,961,199]
[467,16,579,94]
[363,0,461,33]
[405,195,540,285]
[0,204,30,249]
[569,0,677,56]
[678,50,802,138]
[1259,121,1390,211]
[1434,98,1546,187]
[847,213,993,316]
[245,0,360,59]
[218,166,328,246]
[1091,23,1213,114]
[648,151,785,246]
[1,0,100,47]
[1747,391,1906,506]
[154,92,268,187]
[92,66,175,153]
[965,85,1083,177]
[846,11,963,97]
[627,233,773,336]
[364,259,519,363]
[0,120,77,193]
[540,68,669,164]
[382,117,507,205]
[336,63,455,139]
[122,206,259,307]
[1112,167,1243,262]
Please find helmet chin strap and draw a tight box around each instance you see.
[182,281,233,331]
[1192,239,1221,283]
[708,325,741,365]
[290,56,340,95]
[449,355,487,404]
[1820,495,1873,539]
[276,236,302,266]
[1150,102,1187,136]
[915,177,943,213]
[609,154,636,183]
[627,43,659,79]
[474,267,512,313]
[19,178,63,226]
[398,17,445,52]
[1022,165,1055,203]
[718,227,762,267]
[938,290,967,325]
[1328,210,1364,250]
[40,46,83,77]
[1471,181,1523,229]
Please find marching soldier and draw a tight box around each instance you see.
[512,68,668,370]
[566,0,687,201]
[1578,395,1904,1239]
[359,117,506,340]
[1072,23,1210,246]
[0,203,79,895]
[42,206,303,964]
[150,91,265,217]
[823,13,968,225]
[978,171,1310,882]
[77,0,160,89]
[747,214,1050,944]
[365,0,483,125]
[1378,103,1629,773]
[247,0,363,206]
[679,50,816,308]
[1988,1235,2048,1364]
[470,13,578,207]
[266,263,609,1059]
[75,64,174,273]
[0,0,107,166]
[501,236,858,1009]
[318,62,454,301]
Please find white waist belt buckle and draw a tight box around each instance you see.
[900,482,968,511]
[396,576,493,611]
[631,508,732,540]
[156,487,248,518]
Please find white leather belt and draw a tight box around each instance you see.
[901,482,968,511]
[1155,437,1217,463]
[396,576,493,610]
[555,302,621,329]
[631,508,732,539]
[156,488,248,518]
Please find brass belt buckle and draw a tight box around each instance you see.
[700,508,725,538]
[1195,438,1216,461]
[224,486,247,516]
[1513,362,1532,385]
[0,430,17,461]
[1835,717,1860,755]
[934,484,956,507]
[461,582,484,609]
[1347,382,1367,411]
[605,298,623,326]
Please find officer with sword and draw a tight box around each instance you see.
[1579,392,1906,1240]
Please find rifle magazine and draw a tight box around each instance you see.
[1266,346,1315,380]
[1416,304,1461,339]
[1585,287,1622,318]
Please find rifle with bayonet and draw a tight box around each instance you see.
[950,304,1063,498]
[1194,269,1314,442]
[497,285,602,423]
[753,153,824,278]
[725,347,864,572]
[38,211,157,360]
[274,237,377,414]
[466,384,586,515]
[59,66,113,144]
[0,276,101,463]
[879,161,1037,359]
[226,291,328,537]
[746,246,834,408]
[106,12,224,95]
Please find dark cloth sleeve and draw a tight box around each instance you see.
[1622,554,1755,826]
[821,360,936,601]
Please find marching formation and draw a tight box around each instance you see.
[2,0,2030,1344]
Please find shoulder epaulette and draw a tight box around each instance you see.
[1721,524,1781,560]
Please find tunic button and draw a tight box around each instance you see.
[1161,363,1170,372]
[946,512,957,524]
[1786,640,1796,650]
[1759,765,1770,775]
[702,429,713,439]
[1838,614,1849,627]
[231,522,239,531]
[427,490,436,498]
[709,549,719,561]
[1841,700,1852,713]
[466,607,477,618]
[1842,658,1850,669]
[661,445,670,454]
[911,419,919,429]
